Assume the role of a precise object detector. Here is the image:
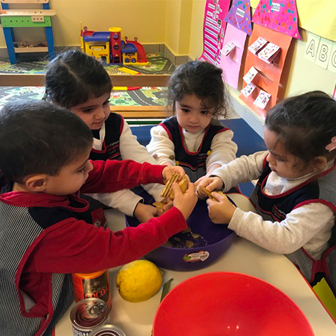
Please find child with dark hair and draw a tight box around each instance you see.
[146,60,237,182]
[0,100,197,336]
[197,91,336,293]
[45,49,164,223]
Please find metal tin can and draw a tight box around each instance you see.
[89,324,126,336]
[72,270,112,310]
[70,298,109,336]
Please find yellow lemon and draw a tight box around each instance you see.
[116,260,163,302]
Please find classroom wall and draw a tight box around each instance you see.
[0,0,195,57]
[164,0,192,56]
[164,0,182,55]
[0,0,167,48]
[188,0,207,60]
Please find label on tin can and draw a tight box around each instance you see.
[70,298,109,336]
[72,270,111,310]
[90,323,126,336]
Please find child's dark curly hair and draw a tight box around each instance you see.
[265,91,336,165]
[45,49,112,108]
[167,61,230,119]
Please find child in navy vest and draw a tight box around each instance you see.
[45,50,164,223]
[197,91,336,295]
[147,61,237,183]
[0,100,196,336]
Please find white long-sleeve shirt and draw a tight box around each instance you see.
[146,124,237,172]
[212,151,335,259]
[87,120,164,216]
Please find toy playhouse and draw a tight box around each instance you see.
[80,26,148,65]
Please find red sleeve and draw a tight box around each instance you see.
[26,207,186,273]
[81,159,165,193]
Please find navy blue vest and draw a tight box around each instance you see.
[0,193,107,335]
[0,174,107,335]
[250,160,336,293]
[251,162,322,222]
[90,113,123,161]
[161,117,227,182]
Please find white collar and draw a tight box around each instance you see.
[92,123,106,150]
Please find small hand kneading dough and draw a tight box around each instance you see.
[169,176,188,199]
[198,185,223,200]
[153,175,189,209]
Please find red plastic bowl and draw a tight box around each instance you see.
[153,272,314,336]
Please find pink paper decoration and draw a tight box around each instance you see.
[252,0,301,39]
[200,0,231,65]
[224,0,252,35]
[220,24,247,89]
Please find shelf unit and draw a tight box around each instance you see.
[0,0,55,64]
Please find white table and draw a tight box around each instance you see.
[56,194,336,336]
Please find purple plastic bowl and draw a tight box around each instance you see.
[126,199,236,271]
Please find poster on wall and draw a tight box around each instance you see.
[220,0,252,89]
[239,0,300,118]
[252,0,301,39]
[199,0,231,66]
[250,0,336,42]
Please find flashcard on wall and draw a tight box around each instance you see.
[243,66,259,84]
[224,0,252,35]
[253,90,271,109]
[248,37,268,55]
[252,0,301,39]
[258,43,281,64]
[223,42,236,56]
[328,42,336,73]
[200,0,231,66]
[305,32,320,63]
[241,82,256,97]
[315,37,334,70]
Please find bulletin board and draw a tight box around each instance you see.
[216,0,336,120]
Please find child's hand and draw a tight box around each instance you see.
[206,192,236,224]
[172,176,197,219]
[195,176,224,199]
[161,198,174,213]
[162,165,185,184]
[134,203,158,223]
[153,198,174,216]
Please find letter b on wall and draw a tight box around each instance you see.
[316,38,333,69]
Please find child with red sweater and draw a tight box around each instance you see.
[0,100,197,336]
